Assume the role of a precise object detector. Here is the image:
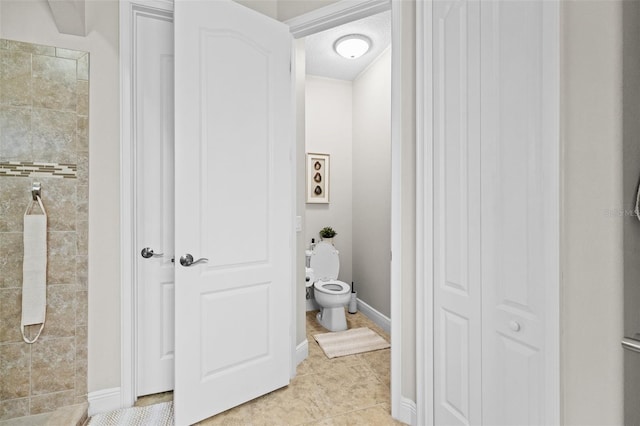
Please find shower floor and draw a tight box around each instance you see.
[0,403,87,426]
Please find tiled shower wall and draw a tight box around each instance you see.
[0,39,88,420]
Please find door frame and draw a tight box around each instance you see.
[120,0,408,421]
[284,0,406,421]
[119,0,174,408]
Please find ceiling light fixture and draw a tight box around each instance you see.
[333,34,371,59]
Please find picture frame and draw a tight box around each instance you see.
[306,153,330,203]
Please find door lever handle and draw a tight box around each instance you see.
[141,247,164,258]
[179,253,209,267]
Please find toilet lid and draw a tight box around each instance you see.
[309,241,339,280]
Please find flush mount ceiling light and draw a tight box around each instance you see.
[333,34,371,59]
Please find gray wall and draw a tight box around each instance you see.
[397,0,416,402]
[561,1,624,423]
[622,1,640,423]
[305,76,354,286]
[352,48,392,318]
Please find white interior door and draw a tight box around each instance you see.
[480,1,558,424]
[173,1,293,424]
[135,10,175,397]
[432,0,481,424]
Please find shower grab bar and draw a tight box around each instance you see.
[622,337,640,353]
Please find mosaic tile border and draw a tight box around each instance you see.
[0,161,77,178]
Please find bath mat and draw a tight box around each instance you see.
[88,401,173,426]
[313,327,390,359]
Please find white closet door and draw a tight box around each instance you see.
[432,0,482,424]
[480,1,559,424]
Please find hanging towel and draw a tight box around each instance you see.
[21,195,47,344]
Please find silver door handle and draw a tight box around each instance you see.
[179,254,208,267]
[622,337,640,353]
[141,247,164,258]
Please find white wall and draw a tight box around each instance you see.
[352,48,392,318]
[561,1,624,423]
[0,0,121,393]
[305,76,353,286]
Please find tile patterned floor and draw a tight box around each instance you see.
[136,310,403,425]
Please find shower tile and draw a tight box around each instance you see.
[0,397,29,421]
[0,106,32,160]
[76,220,88,256]
[77,54,89,81]
[76,256,88,289]
[31,108,76,164]
[40,284,77,340]
[31,337,75,395]
[55,48,85,60]
[76,152,88,186]
[0,288,22,343]
[75,325,87,398]
[0,180,28,232]
[76,185,88,222]
[45,178,77,232]
[0,50,32,107]
[76,256,89,290]
[75,289,87,327]
[76,81,88,116]
[32,55,77,111]
[47,232,77,285]
[77,116,88,153]
[30,390,75,415]
[4,40,55,56]
[0,233,23,288]
[0,343,30,400]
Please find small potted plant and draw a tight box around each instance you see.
[319,226,337,244]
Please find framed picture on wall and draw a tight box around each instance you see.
[306,153,330,203]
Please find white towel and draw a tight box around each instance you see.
[21,195,47,344]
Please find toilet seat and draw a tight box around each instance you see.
[314,279,350,295]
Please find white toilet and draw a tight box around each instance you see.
[309,241,351,332]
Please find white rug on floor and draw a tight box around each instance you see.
[88,402,173,426]
[313,327,390,359]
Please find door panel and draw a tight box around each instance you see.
[173,1,292,424]
[432,0,481,424]
[481,1,556,424]
[135,11,175,397]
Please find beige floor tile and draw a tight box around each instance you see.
[311,404,404,426]
[134,310,402,426]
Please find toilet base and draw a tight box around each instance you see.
[316,307,347,332]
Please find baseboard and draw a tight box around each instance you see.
[397,396,417,426]
[87,387,121,416]
[356,298,391,334]
[295,339,309,367]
